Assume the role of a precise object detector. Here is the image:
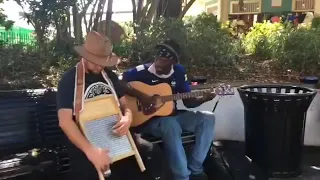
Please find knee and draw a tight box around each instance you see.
[158,118,182,136]
[198,111,215,128]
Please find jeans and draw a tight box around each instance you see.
[137,110,215,180]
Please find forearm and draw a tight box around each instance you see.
[119,80,149,100]
[119,96,133,119]
[121,102,132,117]
[183,98,206,108]
[59,118,92,154]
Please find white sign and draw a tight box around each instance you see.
[272,0,282,7]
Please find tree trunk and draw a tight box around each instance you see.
[72,3,82,44]
[162,0,181,19]
[66,9,72,38]
[92,0,107,31]
[145,0,161,24]
[131,0,137,23]
[136,0,144,23]
[72,0,95,43]
[178,0,196,19]
[105,0,114,38]
[34,25,46,60]
[88,0,100,32]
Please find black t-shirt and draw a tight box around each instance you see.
[56,67,125,179]
[56,66,124,114]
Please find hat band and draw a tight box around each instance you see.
[84,46,111,58]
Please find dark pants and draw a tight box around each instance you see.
[66,133,160,180]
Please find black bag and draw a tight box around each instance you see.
[204,144,235,180]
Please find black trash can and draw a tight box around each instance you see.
[237,84,317,178]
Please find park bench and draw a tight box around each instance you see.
[0,88,232,180]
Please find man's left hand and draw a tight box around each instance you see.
[202,91,216,102]
[113,114,132,136]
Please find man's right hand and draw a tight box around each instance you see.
[85,146,111,173]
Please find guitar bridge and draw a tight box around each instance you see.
[136,100,142,111]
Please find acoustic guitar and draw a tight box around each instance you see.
[125,81,235,127]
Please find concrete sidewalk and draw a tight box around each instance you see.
[218,141,320,180]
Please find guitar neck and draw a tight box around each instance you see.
[161,90,207,102]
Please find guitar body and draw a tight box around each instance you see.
[125,81,234,127]
[125,81,175,127]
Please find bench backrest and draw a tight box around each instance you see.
[0,89,66,156]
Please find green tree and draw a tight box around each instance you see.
[0,0,14,29]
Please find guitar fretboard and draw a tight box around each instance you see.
[161,90,209,102]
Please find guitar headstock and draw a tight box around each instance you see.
[214,84,235,96]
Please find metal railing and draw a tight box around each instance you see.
[293,0,315,12]
[230,0,262,15]
[0,31,36,46]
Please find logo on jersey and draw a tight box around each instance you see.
[171,80,176,87]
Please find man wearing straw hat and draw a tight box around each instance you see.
[56,31,133,179]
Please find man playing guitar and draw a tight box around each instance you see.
[121,39,216,180]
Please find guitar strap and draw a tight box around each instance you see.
[74,60,85,124]
[73,59,121,125]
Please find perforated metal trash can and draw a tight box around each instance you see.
[237,85,317,178]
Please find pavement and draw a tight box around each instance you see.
[183,83,320,180]
[1,141,319,180]
[217,140,320,180]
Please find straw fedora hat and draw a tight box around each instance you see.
[74,31,120,67]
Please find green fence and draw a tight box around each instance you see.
[0,26,36,45]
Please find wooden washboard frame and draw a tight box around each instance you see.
[78,94,146,179]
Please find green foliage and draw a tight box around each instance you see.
[114,13,237,76]
[113,38,133,59]
[243,20,320,75]
[311,17,320,29]
[0,44,46,89]
[278,27,320,74]
[185,13,237,68]
[243,22,290,60]
[131,18,188,63]
[5,11,320,89]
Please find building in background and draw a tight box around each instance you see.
[205,0,320,25]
